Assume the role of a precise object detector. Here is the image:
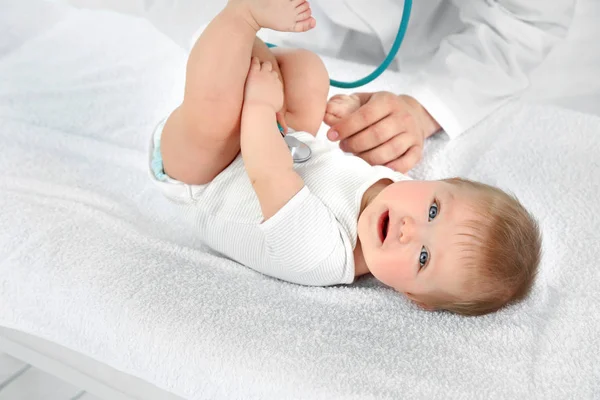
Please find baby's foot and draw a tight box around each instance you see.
[324,94,362,126]
[231,0,316,32]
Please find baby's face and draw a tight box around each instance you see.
[357,180,479,301]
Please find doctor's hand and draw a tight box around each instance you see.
[324,92,441,173]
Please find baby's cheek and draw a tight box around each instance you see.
[381,254,413,289]
[399,252,421,282]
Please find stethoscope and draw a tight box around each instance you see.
[268,0,413,163]
[280,127,313,163]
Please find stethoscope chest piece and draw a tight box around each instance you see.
[279,122,312,163]
[284,135,312,163]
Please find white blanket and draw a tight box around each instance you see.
[1,2,599,399]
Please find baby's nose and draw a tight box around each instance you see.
[399,216,416,243]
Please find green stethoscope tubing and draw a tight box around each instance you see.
[266,0,412,89]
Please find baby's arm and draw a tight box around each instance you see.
[239,58,354,286]
[241,57,304,221]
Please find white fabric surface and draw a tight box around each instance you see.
[1,2,600,399]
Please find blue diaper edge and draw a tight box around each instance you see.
[151,120,168,182]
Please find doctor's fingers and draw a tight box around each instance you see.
[328,97,392,141]
[385,146,423,173]
[339,114,405,154]
[357,133,418,167]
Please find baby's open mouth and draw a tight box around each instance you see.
[378,211,390,243]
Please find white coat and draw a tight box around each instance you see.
[289,0,577,137]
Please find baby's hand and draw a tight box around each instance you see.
[243,57,284,112]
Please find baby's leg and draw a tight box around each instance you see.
[160,0,316,185]
[272,48,330,136]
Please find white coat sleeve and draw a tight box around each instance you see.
[403,0,576,138]
[62,0,226,49]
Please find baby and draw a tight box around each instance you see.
[149,0,541,316]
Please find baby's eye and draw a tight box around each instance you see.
[428,201,439,221]
[419,246,429,269]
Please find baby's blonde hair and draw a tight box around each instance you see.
[425,178,542,316]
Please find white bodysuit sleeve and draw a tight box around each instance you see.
[258,186,355,287]
[403,0,576,138]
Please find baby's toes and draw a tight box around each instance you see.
[326,96,354,116]
[324,102,346,125]
[346,94,362,110]
[324,94,363,125]
[294,16,316,32]
[323,111,341,126]
[325,101,345,117]
[296,2,312,21]
[328,94,349,105]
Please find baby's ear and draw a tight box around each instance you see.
[414,301,436,311]
[405,292,437,311]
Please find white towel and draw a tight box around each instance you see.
[1,2,599,399]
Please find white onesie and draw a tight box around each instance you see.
[149,121,407,286]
